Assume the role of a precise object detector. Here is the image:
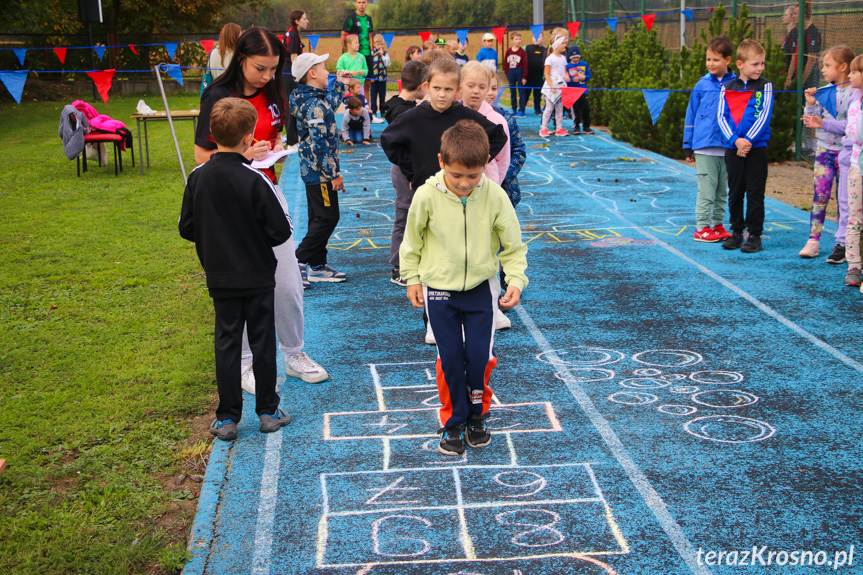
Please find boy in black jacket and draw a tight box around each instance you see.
[179,98,293,441]
[382,59,427,286]
[381,57,507,200]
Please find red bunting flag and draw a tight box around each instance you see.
[397,79,402,92]
[492,27,506,43]
[53,48,67,64]
[566,22,580,38]
[724,90,753,126]
[129,44,139,55]
[277,35,284,43]
[561,87,586,109]
[641,14,656,31]
[200,39,215,54]
[86,69,115,105]
[419,31,431,43]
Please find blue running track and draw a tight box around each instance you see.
[183,115,863,575]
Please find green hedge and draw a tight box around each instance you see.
[583,3,795,162]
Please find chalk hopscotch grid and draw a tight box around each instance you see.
[316,463,630,569]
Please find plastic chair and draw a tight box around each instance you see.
[78,133,135,176]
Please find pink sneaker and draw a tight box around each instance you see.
[554,128,568,136]
[694,226,721,242]
[799,238,819,258]
[712,223,731,240]
[539,128,550,137]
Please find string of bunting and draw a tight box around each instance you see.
[1,6,714,65]
[0,61,828,130]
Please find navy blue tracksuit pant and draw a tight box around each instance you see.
[425,280,497,430]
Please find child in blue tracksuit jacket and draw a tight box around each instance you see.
[565,46,592,133]
[717,39,773,253]
[683,36,736,243]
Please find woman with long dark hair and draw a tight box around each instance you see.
[282,10,308,146]
[194,27,330,388]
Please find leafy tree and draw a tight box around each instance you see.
[493,0,531,26]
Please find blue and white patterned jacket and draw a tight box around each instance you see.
[290,79,349,184]
[493,105,526,206]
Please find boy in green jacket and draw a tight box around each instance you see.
[400,120,528,456]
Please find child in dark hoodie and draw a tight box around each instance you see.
[382,60,427,286]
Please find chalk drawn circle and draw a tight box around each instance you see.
[608,391,658,405]
[689,370,744,385]
[658,404,698,416]
[633,368,662,377]
[660,373,688,381]
[554,368,616,383]
[632,349,703,368]
[691,389,759,408]
[537,346,624,367]
[619,377,671,389]
[684,415,776,443]
[670,385,700,394]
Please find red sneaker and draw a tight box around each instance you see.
[694,226,721,242]
[712,223,732,240]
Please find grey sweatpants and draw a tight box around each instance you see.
[390,164,414,268]
[694,153,729,228]
[242,170,305,366]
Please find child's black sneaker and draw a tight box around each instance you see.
[465,418,491,448]
[390,268,407,287]
[722,232,744,250]
[740,234,763,253]
[259,409,291,433]
[827,243,846,264]
[210,418,238,441]
[582,127,595,134]
[438,426,466,455]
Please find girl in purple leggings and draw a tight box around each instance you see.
[799,45,857,263]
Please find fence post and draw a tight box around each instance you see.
[732,0,738,18]
[794,0,804,161]
[533,0,544,27]
[680,0,686,48]
[641,0,645,16]
[609,0,613,18]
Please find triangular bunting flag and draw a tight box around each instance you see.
[561,87,586,109]
[492,27,506,43]
[397,79,402,92]
[724,89,753,126]
[566,22,580,38]
[493,87,505,106]
[814,83,838,118]
[54,48,67,64]
[13,48,26,66]
[382,33,394,49]
[94,46,106,61]
[163,63,184,86]
[419,31,431,43]
[200,39,215,54]
[642,14,656,31]
[0,71,27,104]
[307,34,319,51]
[642,89,670,125]
[606,18,618,33]
[455,29,469,45]
[86,69,115,105]
[129,44,139,55]
[682,8,694,21]
[529,25,543,43]
[277,35,284,43]
[164,42,178,60]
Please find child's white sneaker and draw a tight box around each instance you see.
[495,308,511,330]
[799,238,819,258]
[241,362,256,395]
[425,322,436,345]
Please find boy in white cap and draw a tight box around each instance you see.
[289,53,351,284]
[476,32,498,71]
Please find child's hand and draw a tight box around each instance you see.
[801,114,823,128]
[362,140,371,145]
[522,78,527,85]
[685,156,694,162]
[331,175,344,191]
[247,140,271,161]
[804,87,817,106]
[344,139,353,145]
[734,138,751,157]
[499,285,521,310]
[407,284,424,308]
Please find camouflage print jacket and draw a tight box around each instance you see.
[289,79,349,185]
[493,105,526,207]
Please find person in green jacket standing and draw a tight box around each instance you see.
[400,120,528,457]
[341,0,375,100]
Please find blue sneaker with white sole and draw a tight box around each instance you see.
[309,264,347,283]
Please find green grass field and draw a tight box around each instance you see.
[0,90,217,574]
